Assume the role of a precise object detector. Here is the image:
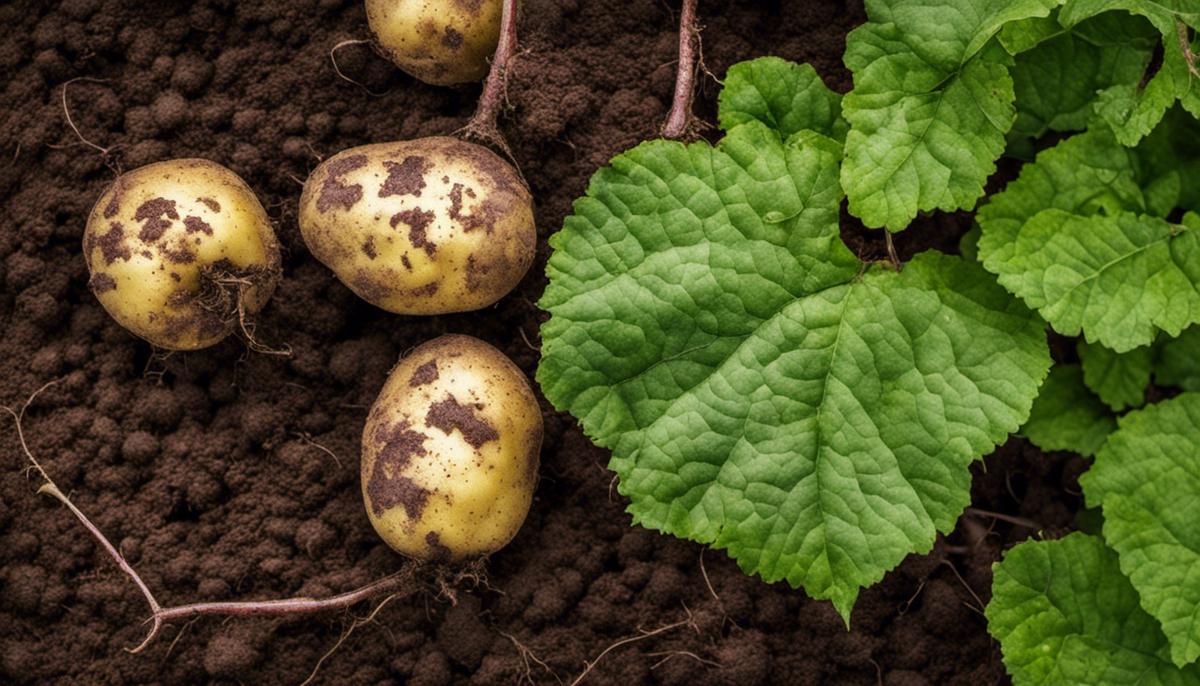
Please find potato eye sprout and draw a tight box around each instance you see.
[83,159,282,350]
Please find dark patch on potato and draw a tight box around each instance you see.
[166,289,193,308]
[161,241,195,264]
[169,272,182,282]
[465,252,518,294]
[442,27,463,49]
[410,361,439,387]
[134,197,180,242]
[451,142,524,198]
[95,222,133,264]
[197,197,221,212]
[362,235,377,259]
[425,395,499,449]
[368,421,432,519]
[425,531,452,562]
[316,153,368,213]
[390,207,437,256]
[183,215,213,235]
[524,423,543,485]
[352,269,392,304]
[103,187,122,219]
[417,19,438,38]
[373,420,429,473]
[448,183,501,233]
[379,156,430,198]
[401,254,413,270]
[88,272,116,294]
[160,306,227,343]
[408,282,439,297]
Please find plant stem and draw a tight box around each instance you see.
[662,0,700,140]
[3,380,418,654]
[964,507,1041,530]
[462,0,520,152]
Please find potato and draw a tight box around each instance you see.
[83,159,281,350]
[361,334,541,561]
[365,0,502,86]
[298,137,535,315]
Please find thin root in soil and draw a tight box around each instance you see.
[2,380,427,654]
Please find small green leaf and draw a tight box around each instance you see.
[1077,339,1152,411]
[988,533,1200,686]
[718,57,848,142]
[999,209,1200,352]
[841,0,1064,230]
[960,223,982,262]
[1020,364,1115,456]
[1081,393,1200,666]
[1156,326,1200,391]
[540,122,1051,623]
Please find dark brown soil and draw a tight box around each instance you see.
[0,1,1079,684]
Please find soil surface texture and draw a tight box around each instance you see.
[0,1,1079,684]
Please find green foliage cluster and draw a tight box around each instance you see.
[537,0,1200,680]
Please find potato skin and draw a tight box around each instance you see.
[83,159,281,350]
[365,0,501,85]
[361,334,541,561]
[298,137,535,315]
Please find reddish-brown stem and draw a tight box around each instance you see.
[461,0,520,154]
[3,380,418,655]
[662,0,700,140]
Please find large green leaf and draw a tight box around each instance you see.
[1020,364,1115,456]
[1081,392,1200,666]
[999,209,1200,352]
[1077,339,1152,411]
[718,57,847,143]
[988,533,1200,686]
[539,122,1051,623]
[841,0,1064,230]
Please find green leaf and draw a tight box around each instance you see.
[1081,393,1200,666]
[539,122,1052,623]
[840,0,1064,231]
[998,209,1200,352]
[999,14,1067,54]
[1009,12,1158,140]
[718,57,848,142]
[1020,364,1115,456]
[978,128,1153,276]
[987,533,1200,686]
[960,223,982,262]
[1061,0,1200,146]
[1077,339,1152,411]
[1156,326,1200,390]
